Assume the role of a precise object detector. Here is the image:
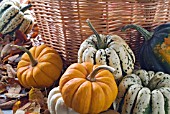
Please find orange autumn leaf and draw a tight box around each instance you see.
[29,88,44,102]
[13,101,21,113]
[28,87,47,110]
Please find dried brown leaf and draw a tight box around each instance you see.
[29,88,44,102]
[1,43,12,58]
[6,77,20,85]
[8,82,21,94]
[12,97,29,113]
[14,30,28,46]
[8,54,19,63]
[6,64,16,78]
[29,88,47,111]
[12,101,21,114]
[0,97,7,104]
[18,102,41,114]
[0,99,17,110]
[4,93,27,99]
[0,82,6,94]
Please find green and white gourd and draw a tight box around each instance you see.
[78,19,135,79]
[115,69,170,114]
[47,86,78,114]
[0,0,34,35]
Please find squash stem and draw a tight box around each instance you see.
[11,45,38,67]
[147,76,162,91]
[86,19,107,49]
[87,65,115,82]
[21,4,32,12]
[121,24,153,41]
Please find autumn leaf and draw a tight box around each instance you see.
[29,87,47,111]
[7,82,21,94]
[0,82,6,94]
[4,93,27,99]
[15,102,41,114]
[12,101,21,113]
[0,99,17,110]
[29,88,44,102]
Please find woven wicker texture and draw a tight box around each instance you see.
[31,0,170,68]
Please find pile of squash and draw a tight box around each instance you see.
[46,20,170,114]
[1,0,170,114]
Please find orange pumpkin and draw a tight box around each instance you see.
[15,44,63,88]
[59,62,118,114]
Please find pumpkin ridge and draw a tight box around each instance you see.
[36,46,59,59]
[32,66,54,87]
[34,44,47,58]
[25,68,37,87]
[38,52,63,69]
[71,81,92,113]
[36,63,57,81]
[96,81,115,111]
[59,70,86,90]
[61,78,86,107]
[20,69,30,88]
[89,82,105,113]
[37,61,61,80]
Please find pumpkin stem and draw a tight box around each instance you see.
[121,24,153,41]
[21,4,32,12]
[147,75,162,91]
[86,19,107,49]
[11,45,38,67]
[87,65,115,82]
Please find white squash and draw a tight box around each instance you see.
[47,86,78,114]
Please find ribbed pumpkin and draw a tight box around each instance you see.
[15,44,63,88]
[0,0,34,35]
[78,19,135,79]
[122,23,170,74]
[59,62,118,114]
[47,86,78,114]
[116,69,170,114]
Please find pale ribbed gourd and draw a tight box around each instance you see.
[0,0,34,35]
[116,69,170,114]
[78,19,135,79]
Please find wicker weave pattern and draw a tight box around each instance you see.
[31,0,170,68]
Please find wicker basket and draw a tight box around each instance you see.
[31,0,170,68]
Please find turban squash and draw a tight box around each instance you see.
[116,69,170,114]
[59,62,118,114]
[15,44,63,88]
[78,19,135,79]
[122,23,170,74]
[47,86,78,114]
[0,0,34,35]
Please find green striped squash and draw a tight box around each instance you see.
[78,19,135,80]
[116,69,170,114]
[0,0,34,35]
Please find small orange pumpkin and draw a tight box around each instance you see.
[59,62,118,114]
[15,44,63,88]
